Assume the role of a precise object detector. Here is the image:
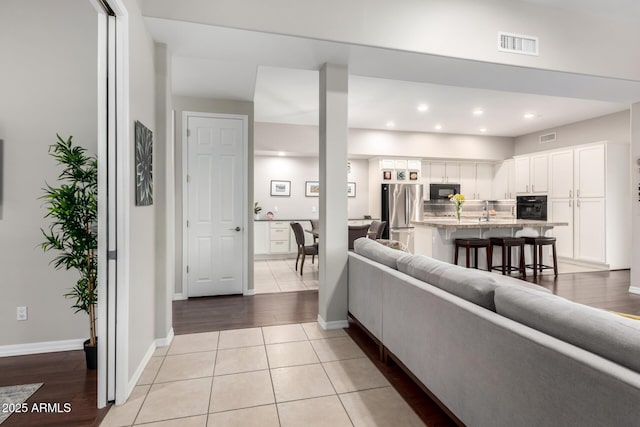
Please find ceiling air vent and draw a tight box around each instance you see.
[498,32,538,56]
[539,132,556,144]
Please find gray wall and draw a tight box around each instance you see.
[253,156,369,220]
[125,0,158,382]
[172,96,255,296]
[0,0,97,346]
[514,110,630,155]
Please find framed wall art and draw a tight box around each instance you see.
[305,181,320,197]
[382,170,392,180]
[270,180,291,196]
[347,182,356,197]
[135,120,153,206]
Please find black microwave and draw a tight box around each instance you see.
[429,184,461,200]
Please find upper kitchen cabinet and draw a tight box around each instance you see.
[549,150,574,199]
[492,159,515,200]
[460,162,493,200]
[575,144,606,198]
[428,161,459,184]
[514,153,548,194]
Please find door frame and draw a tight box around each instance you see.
[181,111,250,297]
[91,0,131,407]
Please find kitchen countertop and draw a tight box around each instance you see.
[254,218,380,222]
[413,218,569,229]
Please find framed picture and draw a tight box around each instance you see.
[409,171,419,181]
[134,120,153,206]
[347,182,356,197]
[397,170,406,181]
[270,180,291,197]
[382,170,392,180]
[305,181,320,197]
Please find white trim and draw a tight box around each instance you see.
[173,293,188,301]
[182,112,249,298]
[557,256,610,270]
[629,286,640,295]
[156,328,174,348]
[0,339,85,358]
[126,340,156,401]
[317,315,349,330]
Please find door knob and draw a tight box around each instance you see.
[229,226,241,231]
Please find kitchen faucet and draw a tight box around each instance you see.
[483,200,490,221]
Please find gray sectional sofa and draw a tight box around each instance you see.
[348,238,640,427]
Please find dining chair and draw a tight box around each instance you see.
[367,220,387,239]
[348,224,370,250]
[309,219,319,244]
[290,222,318,275]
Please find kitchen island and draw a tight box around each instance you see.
[413,218,568,268]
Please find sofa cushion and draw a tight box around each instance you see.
[495,286,640,373]
[397,255,498,311]
[353,237,405,269]
[473,269,552,294]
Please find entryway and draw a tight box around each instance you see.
[184,113,248,297]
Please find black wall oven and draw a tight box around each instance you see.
[517,195,547,220]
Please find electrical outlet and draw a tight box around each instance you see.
[273,206,279,213]
[311,206,317,213]
[17,306,27,321]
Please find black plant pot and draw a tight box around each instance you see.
[84,338,97,370]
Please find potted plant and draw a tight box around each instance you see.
[41,135,98,369]
[254,202,262,220]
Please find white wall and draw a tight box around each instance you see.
[172,96,254,295]
[254,156,369,220]
[0,0,96,347]
[255,122,514,160]
[514,110,630,156]
[631,104,640,293]
[141,0,640,82]
[125,0,158,384]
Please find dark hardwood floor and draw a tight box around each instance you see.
[2,269,638,426]
[0,351,109,427]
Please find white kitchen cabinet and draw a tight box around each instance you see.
[514,154,548,194]
[428,161,459,184]
[269,221,291,254]
[492,159,515,200]
[575,144,605,198]
[475,163,494,200]
[549,199,574,259]
[574,198,606,263]
[254,221,270,255]
[549,150,574,199]
[459,163,493,200]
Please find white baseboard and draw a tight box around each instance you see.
[244,289,255,296]
[317,315,349,330]
[629,286,640,295]
[0,338,85,357]
[173,293,187,301]
[126,340,156,400]
[156,328,174,348]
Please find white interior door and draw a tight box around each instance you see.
[187,114,246,297]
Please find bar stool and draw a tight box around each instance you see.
[524,236,558,277]
[454,238,491,270]
[489,237,526,277]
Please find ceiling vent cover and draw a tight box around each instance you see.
[539,132,556,144]
[498,32,539,56]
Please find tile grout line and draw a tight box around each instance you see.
[261,326,283,427]
[129,349,168,426]
[205,331,222,425]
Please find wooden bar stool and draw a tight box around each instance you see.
[489,237,526,277]
[524,236,558,277]
[454,238,491,270]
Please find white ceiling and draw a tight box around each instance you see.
[145,16,639,139]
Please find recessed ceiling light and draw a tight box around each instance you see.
[278,151,286,156]
[417,104,429,112]
[523,113,535,119]
[479,128,487,133]
[434,124,443,130]
[386,121,395,128]
[473,109,484,116]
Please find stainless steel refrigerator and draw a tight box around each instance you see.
[381,183,423,252]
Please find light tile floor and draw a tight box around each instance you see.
[254,259,318,294]
[100,323,424,427]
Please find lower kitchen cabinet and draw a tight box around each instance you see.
[549,199,574,259]
[574,198,606,264]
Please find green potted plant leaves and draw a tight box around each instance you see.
[41,135,98,369]
[254,202,262,220]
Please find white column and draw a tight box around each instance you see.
[630,103,640,294]
[318,63,349,329]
